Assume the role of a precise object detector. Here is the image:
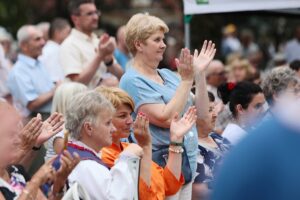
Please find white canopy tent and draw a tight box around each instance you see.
[183,0,300,47]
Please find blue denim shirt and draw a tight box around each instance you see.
[120,67,198,176]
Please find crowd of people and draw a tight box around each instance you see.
[1,0,300,199]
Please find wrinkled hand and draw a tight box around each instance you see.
[133,113,152,147]
[176,48,194,82]
[98,33,116,59]
[123,143,144,158]
[31,156,57,185]
[193,40,216,73]
[170,106,197,142]
[35,113,64,146]
[53,151,80,191]
[19,116,43,151]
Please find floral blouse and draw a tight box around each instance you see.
[194,133,231,186]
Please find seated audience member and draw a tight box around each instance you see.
[64,90,143,199]
[211,91,300,200]
[45,82,88,161]
[262,67,300,113]
[206,60,226,103]
[0,101,79,200]
[192,92,231,200]
[227,59,254,82]
[97,87,197,199]
[218,81,266,145]
[7,25,59,119]
[289,60,300,78]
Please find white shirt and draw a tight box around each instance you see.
[222,123,247,145]
[60,29,107,88]
[68,141,139,200]
[284,39,300,63]
[39,40,65,82]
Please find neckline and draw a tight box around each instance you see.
[131,67,166,86]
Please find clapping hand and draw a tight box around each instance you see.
[52,151,80,193]
[19,116,43,151]
[176,48,195,82]
[35,113,64,147]
[170,106,197,143]
[193,40,216,73]
[31,156,57,185]
[133,113,152,148]
[98,33,116,60]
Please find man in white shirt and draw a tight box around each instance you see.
[60,0,123,88]
[39,18,71,82]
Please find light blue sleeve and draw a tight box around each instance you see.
[120,75,164,113]
[7,70,39,107]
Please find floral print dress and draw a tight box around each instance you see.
[194,133,231,187]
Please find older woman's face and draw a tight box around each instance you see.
[140,30,166,64]
[0,106,21,168]
[112,104,133,140]
[92,110,116,148]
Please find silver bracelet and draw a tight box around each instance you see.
[169,146,184,154]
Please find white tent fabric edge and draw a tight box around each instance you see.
[183,0,300,15]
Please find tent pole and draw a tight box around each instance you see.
[184,15,193,49]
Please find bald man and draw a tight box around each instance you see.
[206,60,226,102]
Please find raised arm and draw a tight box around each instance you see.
[133,112,152,186]
[166,106,197,179]
[66,34,118,85]
[138,48,194,128]
[194,40,216,120]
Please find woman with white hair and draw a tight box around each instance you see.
[45,82,88,160]
[64,90,143,200]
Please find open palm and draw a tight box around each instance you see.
[170,107,197,141]
[193,40,216,73]
[36,113,64,146]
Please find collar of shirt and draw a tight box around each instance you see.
[18,54,40,68]
[71,28,98,42]
[71,140,101,157]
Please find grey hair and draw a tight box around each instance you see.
[65,90,115,140]
[262,67,299,105]
[16,25,36,46]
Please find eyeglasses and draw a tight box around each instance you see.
[79,10,101,17]
[210,71,225,76]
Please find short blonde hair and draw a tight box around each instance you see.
[51,82,88,115]
[95,86,135,111]
[125,13,169,55]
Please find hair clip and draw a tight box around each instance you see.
[227,82,236,91]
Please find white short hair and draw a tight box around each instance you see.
[16,25,36,46]
[65,90,115,140]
